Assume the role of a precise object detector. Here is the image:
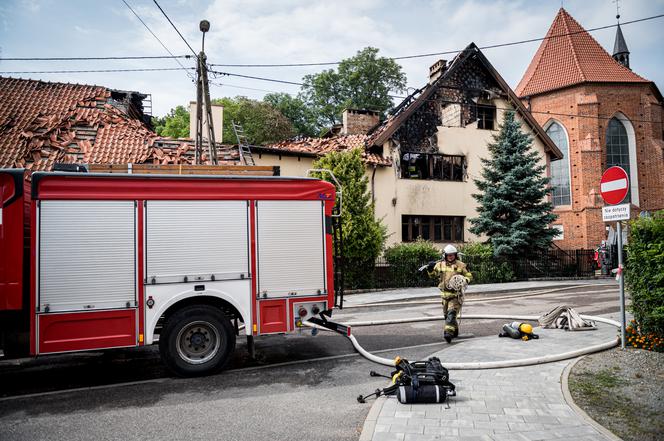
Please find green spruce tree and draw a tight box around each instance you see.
[469,111,557,257]
[312,149,387,288]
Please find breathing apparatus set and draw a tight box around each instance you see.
[357,356,456,404]
[498,322,539,341]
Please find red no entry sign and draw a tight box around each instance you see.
[600,166,629,205]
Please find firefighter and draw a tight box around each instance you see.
[426,245,472,343]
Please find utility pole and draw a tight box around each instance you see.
[194,19,218,165]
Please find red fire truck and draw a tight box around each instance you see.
[0,168,341,376]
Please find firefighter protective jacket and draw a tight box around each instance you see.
[428,260,472,299]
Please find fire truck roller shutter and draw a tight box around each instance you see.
[256,200,325,298]
[145,200,249,283]
[39,200,136,312]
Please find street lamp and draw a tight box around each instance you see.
[200,20,210,52]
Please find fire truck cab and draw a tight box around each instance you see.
[0,169,338,376]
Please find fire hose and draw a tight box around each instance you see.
[304,313,620,369]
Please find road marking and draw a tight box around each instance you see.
[0,378,168,402]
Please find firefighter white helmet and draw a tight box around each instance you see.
[443,244,458,256]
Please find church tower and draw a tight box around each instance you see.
[515,8,664,250]
[612,22,630,69]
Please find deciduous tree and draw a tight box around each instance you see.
[153,105,190,138]
[212,96,295,144]
[299,47,407,131]
[263,93,317,137]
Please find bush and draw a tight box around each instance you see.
[384,239,441,264]
[459,242,516,284]
[384,239,440,288]
[625,211,664,336]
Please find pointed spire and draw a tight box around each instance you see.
[612,23,630,69]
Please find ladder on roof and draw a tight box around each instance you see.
[232,121,255,166]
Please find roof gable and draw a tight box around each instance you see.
[366,43,563,159]
[515,8,648,97]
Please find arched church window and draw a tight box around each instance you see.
[606,117,631,202]
[545,122,571,206]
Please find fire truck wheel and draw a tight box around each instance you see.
[159,306,236,377]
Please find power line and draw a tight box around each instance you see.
[209,12,664,68]
[209,69,405,99]
[152,0,198,57]
[0,67,194,74]
[0,55,193,61]
[209,81,292,95]
[121,0,195,81]
[210,69,304,86]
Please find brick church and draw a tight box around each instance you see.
[516,8,664,249]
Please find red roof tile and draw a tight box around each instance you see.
[0,76,240,171]
[263,134,391,166]
[516,8,649,97]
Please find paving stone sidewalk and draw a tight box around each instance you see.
[362,319,620,441]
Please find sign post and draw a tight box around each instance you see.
[600,166,630,349]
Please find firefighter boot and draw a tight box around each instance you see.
[444,310,458,344]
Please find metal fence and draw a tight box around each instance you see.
[340,248,599,290]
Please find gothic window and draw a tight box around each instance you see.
[545,122,571,206]
[606,117,631,202]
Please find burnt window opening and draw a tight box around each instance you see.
[476,104,496,130]
[401,153,466,181]
[402,215,465,243]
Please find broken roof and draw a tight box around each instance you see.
[261,134,391,166]
[365,43,563,160]
[0,76,238,172]
[515,8,649,98]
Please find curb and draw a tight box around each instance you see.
[561,356,624,441]
[357,395,386,441]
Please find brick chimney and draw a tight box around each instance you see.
[342,108,380,135]
[429,59,447,84]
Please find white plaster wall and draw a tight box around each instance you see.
[252,153,316,177]
[374,99,551,247]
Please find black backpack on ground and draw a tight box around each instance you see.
[357,356,456,404]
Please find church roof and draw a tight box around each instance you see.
[516,8,649,97]
[613,23,629,55]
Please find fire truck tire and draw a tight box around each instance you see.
[159,306,236,377]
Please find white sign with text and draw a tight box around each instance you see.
[602,203,631,222]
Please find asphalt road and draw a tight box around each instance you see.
[0,284,621,441]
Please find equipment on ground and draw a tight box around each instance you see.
[538,306,597,331]
[498,322,539,341]
[357,356,456,404]
[0,167,342,377]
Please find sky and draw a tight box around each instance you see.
[1,0,663,117]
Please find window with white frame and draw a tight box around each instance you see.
[546,122,571,206]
